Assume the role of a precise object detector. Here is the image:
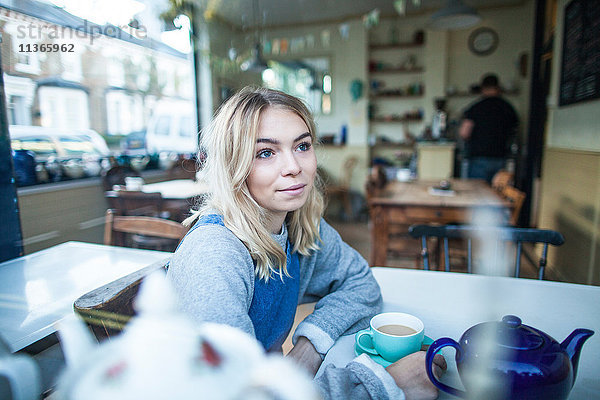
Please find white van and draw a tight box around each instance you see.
[145,101,198,155]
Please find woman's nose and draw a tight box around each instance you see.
[281,152,301,176]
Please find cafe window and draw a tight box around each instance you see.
[179,116,193,137]
[262,57,331,115]
[154,115,171,136]
[38,87,90,131]
[60,47,83,83]
[106,53,126,88]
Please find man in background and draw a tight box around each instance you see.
[459,74,518,183]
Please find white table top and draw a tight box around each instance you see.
[142,179,208,200]
[318,268,600,399]
[0,242,170,352]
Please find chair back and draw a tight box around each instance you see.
[101,165,139,191]
[74,259,167,340]
[365,165,388,203]
[491,170,514,192]
[339,156,359,189]
[408,224,564,279]
[105,190,164,217]
[502,185,526,226]
[104,209,188,250]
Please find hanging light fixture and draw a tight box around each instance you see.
[240,0,268,72]
[429,0,481,30]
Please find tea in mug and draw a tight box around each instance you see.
[377,324,417,336]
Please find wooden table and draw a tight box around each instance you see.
[0,241,170,353]
[142,179,209,221]
[369,179,510,266]
[318,267,600,399]
[142,179,208,200]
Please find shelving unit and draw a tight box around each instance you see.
[370,116,422,123]
[369,42,423,50]
[368,39,426,166]
[370,93,424,99]
[370,67,425,74]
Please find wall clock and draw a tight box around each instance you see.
[468,27,498,56]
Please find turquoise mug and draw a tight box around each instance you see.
[355,312,425,362]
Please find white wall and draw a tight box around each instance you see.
[445,2,534,130]
[537,0,600,285]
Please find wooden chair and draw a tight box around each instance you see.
[502,185,526,226]
[74,259,167,341]
[324,156,359,219]
[105,190,165,218]
[491,170,514,192]
[408,224,564,280]
[104,209,188,252]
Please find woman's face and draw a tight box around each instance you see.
[247,107,317,224]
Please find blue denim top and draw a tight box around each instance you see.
[181,214,300,352]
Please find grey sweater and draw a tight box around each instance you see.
[167,218,405,399]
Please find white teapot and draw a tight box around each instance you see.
[0,335,40,400]
[54,272,320,400]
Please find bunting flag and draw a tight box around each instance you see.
[320,30,330,47]
[339,23,349,40]
[394,0,406,15]
[362,8,380,28]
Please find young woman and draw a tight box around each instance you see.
[167,87,445,399]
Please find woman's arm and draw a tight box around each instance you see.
[293,219,383,355]
[166,224,256,335]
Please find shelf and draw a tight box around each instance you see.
[369,42,424,50]
[370,117,423,123]
[370,142,414,149]
[369,67,424,74]
[371,93,424,99]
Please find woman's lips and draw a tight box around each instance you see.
[280,184,306,195]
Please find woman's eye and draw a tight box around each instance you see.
[297,141,312,152]
[257,149,273,159]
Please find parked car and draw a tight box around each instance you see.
[145,101,198,156]
[9,125,111,182]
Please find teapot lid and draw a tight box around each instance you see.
[495,315,544,350]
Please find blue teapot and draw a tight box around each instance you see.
[425,315,594,400]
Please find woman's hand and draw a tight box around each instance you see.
[286,336,323,377]
[385,351,447,400]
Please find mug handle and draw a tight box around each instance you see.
[355,329,378,355]
[425,338,467,398]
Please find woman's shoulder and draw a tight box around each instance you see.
[174,221,252,265]
[317,218,342,241]
[182,221,245,251]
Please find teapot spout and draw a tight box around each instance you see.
[561,328,594,386]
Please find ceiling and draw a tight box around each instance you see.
[198,0,525,30]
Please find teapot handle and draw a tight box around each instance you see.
[425,338,467,398]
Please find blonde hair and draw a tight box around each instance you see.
[185,86,324,281]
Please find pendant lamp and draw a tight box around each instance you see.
[240,0,268,72]
[429,0,481,30]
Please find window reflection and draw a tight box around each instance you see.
[262,57,331,115]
